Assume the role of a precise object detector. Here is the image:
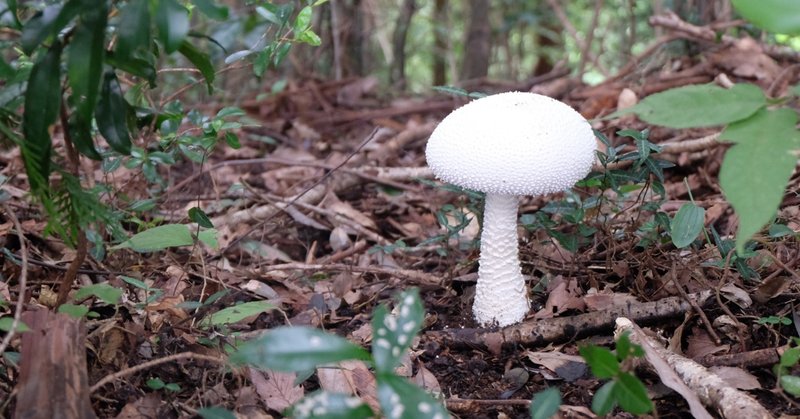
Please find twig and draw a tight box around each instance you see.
[0,203,29,355]
[263,262,442,288]
[90,352,226,393]
[577,0,604,78]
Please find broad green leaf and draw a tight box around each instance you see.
[197,407,236,419]
[230,326,371,372]
[376,373,449,419]
[192,0,229,20]
[156,0,190,53]
[732,0,800,34]
[178,41,215,94]
[69,116,102,160]
[781,375,800,396]
[530,387,561,419]
[289,391,374,419]
[615,373,654,414]
[58,304,90,318]
[22,42,63,192]
[579,345,620,379]
[96,71,132,155]
[614,84,765,128]
[105,52,157,86]
[189,207,214,228]
[780,347,800,368]
[197,228,219,249]
[719,108,800,253]
[116,0,151,60]
[201,300,276,327]
[113,224,194,252]
[591,381,617,415]
[21,1,85,54]
[293,6,313,33]
[0,317,29,333]
[671,203,705,248]
[295,29,321,46]
[68,3,107,121]
[74,283,123,305]
[371,289,424,374]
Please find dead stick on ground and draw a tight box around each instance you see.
[616,317,773,419]
[91,352,226,393]
[0,203,28,355]
[264,262,442,288]
[426,292,710,350]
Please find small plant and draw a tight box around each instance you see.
[146,377,181,392]
[775,338,800,397]
[579,332,654,415]
[230,288,449,418]
[529,387,561,419]
[756,316,792,326]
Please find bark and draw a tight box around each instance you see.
[16,309,96,419]
[389,0,417,89]
[460,0,491,81]
[432,0,448,85]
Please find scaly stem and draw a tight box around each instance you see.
[473,193,529,326]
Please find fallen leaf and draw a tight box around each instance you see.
[535,276,585,319]
[525,350,586,382]
[753,275,790,303]
[685,327,729,359]
[720,284,752,308]
[412,361,442,397]
[248,368,304,414]
[317,360,379,412]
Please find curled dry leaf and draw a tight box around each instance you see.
[535,276,585,319]
[412,361,443,398]
[753,275,790,303]
[719,284,752,308]
[583,288,637,311]
[524,350,586,382]
[685,327,729,359]
[316,360,379,412]
[709,366,761,390]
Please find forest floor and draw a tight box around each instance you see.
[3,13,800,419]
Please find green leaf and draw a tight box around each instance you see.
[0,317,30,333]
[591,381,617,415]
[22,41,63,192]
[530,387,561,419]
[105,52,157,86]
[197,407,236,419]
[156,0,189,53]
[230,326,371,372]
[68,3,107,121]
[197,229,219,249]
[780,347,800,368]
[58,304,90,318]
[68,116,102,160]
[615,372,654,414]
[74,283,123,305]
[189,207,214,228]
[113,224,194,252]
[201,300,276,327]
[21,1,85,54]
[376,373,449,419]
[782,375,800,396]
[671,203,706,248]
[579,345,620,379]
[116,0,152,60]
[289,391,374,419]
[371,289,424,374]
[295,29,321,46]
[615,84,765,128]
[178,41,215,94]
[96,71,132,154]
[719,108,800,254]
[192,0,229,20]
[731,0,800,34]
[293,6,313,33]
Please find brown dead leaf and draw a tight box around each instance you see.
[413,361,442,397]
[114,393,162,419]
[535,276,585,319]
[685,327,729,359]
[753,275,790,303]
[317,360,379,412]
[524,350,587,382]
[323,194,377,231]
[248,367,304,414]
[583,288,637,311]
[720,284,752,308]
[709,366,761,390]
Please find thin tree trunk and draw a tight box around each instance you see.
[461,0,491,81]
[432,0,447,85]
[390,0,417,90]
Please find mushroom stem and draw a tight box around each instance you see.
[474,193,530,326]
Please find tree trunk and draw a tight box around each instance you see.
[389,0,417,90]
[432,0,448,85]
[461,0,491,81]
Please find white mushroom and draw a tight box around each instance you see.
[425,92,596,327]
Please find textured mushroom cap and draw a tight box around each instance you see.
[426,92,596,195]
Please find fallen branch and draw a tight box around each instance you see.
[425,292,710,350]
[91,352,226,393]
[264,262,442,288]
[616,317,773,419]
[0,203,28,355]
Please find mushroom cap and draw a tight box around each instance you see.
[426,92,596,196]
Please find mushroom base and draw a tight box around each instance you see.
[473,193,530,327]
